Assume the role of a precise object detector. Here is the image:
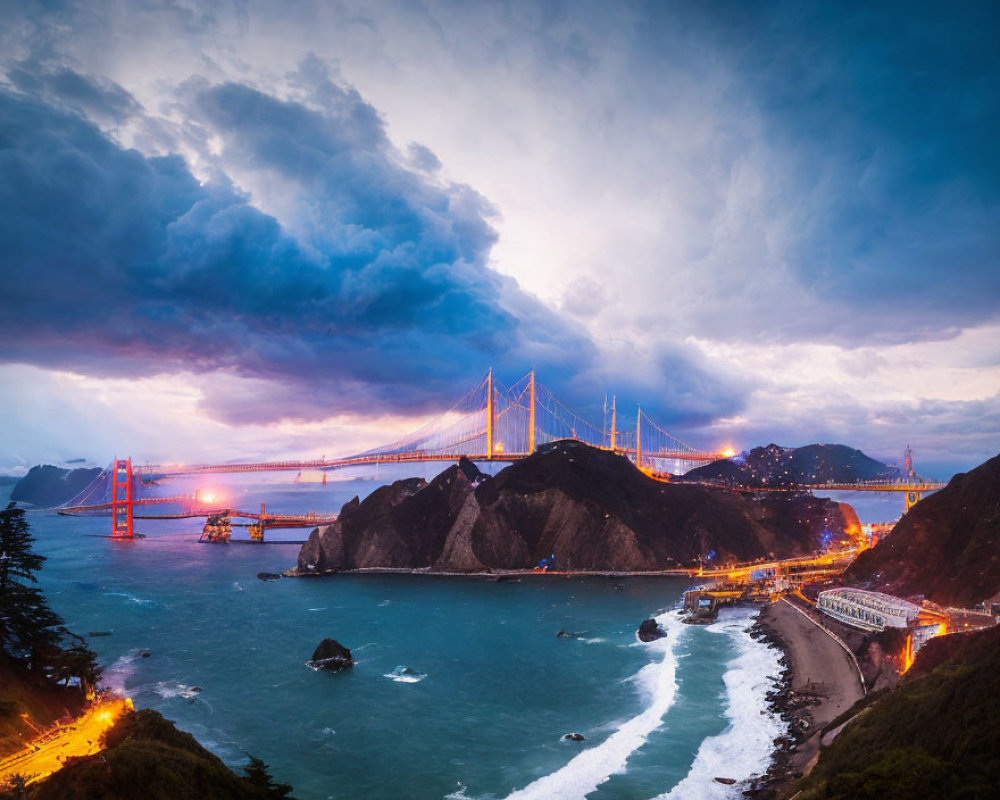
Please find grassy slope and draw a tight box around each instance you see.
[25,709,276,800]
[794,625,1000,800]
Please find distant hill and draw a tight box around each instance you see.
[844,452,1000,606]
[679,443,902,487]
[795,623,1000,799]
[10,465,102,507]
[297,440,857,574]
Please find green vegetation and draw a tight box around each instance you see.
[15,709,297,800]
[0,503,100,693]
[0,503,99,756]
[795,625,1000,799]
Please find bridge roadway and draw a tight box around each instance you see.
[659,478,946,493]
[688,548,860,581]
[136,447,725,477]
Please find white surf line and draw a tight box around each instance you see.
[653,607,786,799]
[503,612,686,800]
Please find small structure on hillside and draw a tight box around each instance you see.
[817,588,920,632]
[818,587,950,667]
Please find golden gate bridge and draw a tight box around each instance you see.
[56,370,942,539]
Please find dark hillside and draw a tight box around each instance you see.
[10,466,102,508]
[844,452,1000,606]
[795,624,1000,800]
[27,709,291,800]
[682,443,901,487]
[298,440,856,574]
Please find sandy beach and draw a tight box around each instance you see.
[751,597,867,798]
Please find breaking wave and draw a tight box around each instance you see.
[655,607,786,799]
[503,611,686,799]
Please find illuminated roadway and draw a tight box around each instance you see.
[0,698,131,786]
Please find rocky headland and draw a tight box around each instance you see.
[295,440,857,575]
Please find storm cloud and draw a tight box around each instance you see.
[0,66,736,426]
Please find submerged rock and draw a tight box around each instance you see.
[257,572,282,582]
[310,639,353,671]
[636,618,666,642]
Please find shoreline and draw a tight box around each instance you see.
[286,566,699,578]
[747,598,867,799]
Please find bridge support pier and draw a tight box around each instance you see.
[111,458,134,539]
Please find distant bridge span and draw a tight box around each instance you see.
[143,447,718,477]
[57,369,932,538]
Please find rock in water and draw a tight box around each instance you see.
[637,618,665,642]
[311,639,353,671]
[563,732,585,742]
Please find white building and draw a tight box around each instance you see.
[817,588,921,632]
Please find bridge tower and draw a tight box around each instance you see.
[528,369,536,454]
[636,406,642,469]
[486,368,494,459]
[609,396,617,451]
[110,457,134,539]
[903,445,920,513]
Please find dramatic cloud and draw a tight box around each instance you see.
[0,64,737,430]
[0,0,996,473]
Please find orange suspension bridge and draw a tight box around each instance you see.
[56,370,943,538]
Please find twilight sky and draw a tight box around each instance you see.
[0,0,998,477]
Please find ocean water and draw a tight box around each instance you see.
[7,476,787,800]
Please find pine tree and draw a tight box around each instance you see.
[242,755,296,799]
[0,503,100,688]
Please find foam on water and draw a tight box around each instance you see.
[503,611,686,800]
[384,665,427,683]
[105,591,154,605]
[101,648,145,694]
[145,681,204,701]
[655,607,786,799]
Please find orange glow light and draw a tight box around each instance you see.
[721,447,736,458]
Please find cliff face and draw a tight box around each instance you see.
[297,440,855,574]
[844,452,1000,606]
[10,465,101,507]
[681,443,901,487]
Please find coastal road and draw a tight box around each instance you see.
[0,698,131,786]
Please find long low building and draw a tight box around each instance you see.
[817,587,921,632]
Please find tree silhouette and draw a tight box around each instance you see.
[242,755,296,799]
[0,503,100,688]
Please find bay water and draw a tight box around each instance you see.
[6,472,802,800]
